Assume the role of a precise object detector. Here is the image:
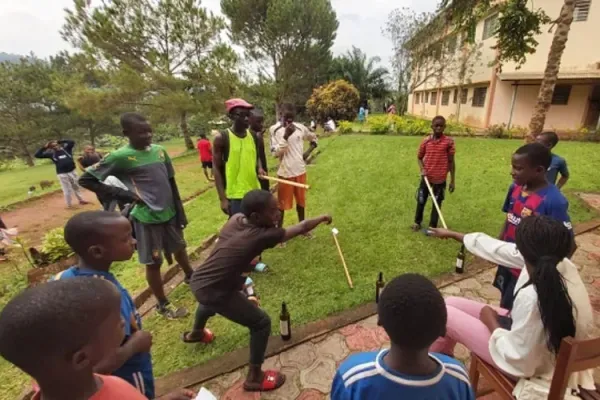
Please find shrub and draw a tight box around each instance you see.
[370,120,391,135]
[485,124,508,139]
[338,121,354,134]
[406,118,430,136]
[41,228,73,263]
[306,80,360,123]
[96,134,128,149]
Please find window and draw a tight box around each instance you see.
[453,89,458,104]
[574,0,591,21]
[415,93,421,104]
[460,88,468,104]
[482,13,499,40]
[441,90,450,106]
[472,87,488,107]
[430,91,437,105]
[424,92,429,103]
[551,85,572,105]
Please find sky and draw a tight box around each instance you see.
[0,0,439,70]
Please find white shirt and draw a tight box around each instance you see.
[270,122,317,178]
[463,233,595,391]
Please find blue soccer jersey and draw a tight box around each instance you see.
[55,267,155,399]
[331,350,474,400]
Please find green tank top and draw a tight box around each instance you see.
[225,129,260,199]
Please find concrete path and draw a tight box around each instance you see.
[197,225,600,399]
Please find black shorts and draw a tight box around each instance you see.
[201,161,213,169]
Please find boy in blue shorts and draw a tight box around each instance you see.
[331,274,474,400]
[495,143,576,310]
[56,211,195,400]
[536,131,570,189]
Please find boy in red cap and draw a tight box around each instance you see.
[213,98,265,217]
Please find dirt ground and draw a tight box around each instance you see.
[2,190,101,246]
[1,147,186,247]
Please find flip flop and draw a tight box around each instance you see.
[254,262,268,272]
[243,370,286,392]
[181,329,215,344]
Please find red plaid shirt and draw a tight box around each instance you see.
[418,134,455,184]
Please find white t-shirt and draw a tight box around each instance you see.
[269,122,317,178]
[463,233,595,392]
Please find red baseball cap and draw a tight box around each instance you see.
[225,98,253,113]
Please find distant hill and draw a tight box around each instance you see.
[0,52,22,63]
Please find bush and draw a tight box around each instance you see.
[485,124,508,139]
[96,134,128,149]
[338,121,354,134]
[41,228,73,263]
[306,79,360,123]
[370,120,391,135]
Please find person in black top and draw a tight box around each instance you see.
[35,140,90,209]
[249,108,269,191]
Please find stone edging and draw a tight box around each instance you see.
[154,219,600,396]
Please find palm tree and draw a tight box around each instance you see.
[330,47,390,103]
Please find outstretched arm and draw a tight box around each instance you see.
[282,215,332,242]
[212,133,229,215]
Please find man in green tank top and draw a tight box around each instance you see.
[214,98,265,216]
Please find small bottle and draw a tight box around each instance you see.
[280,302,291,341]
[455,245,465,274]
[375,272,385,303]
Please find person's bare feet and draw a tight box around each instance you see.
[79,200,91,205]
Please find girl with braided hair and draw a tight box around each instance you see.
[429,215,595,395]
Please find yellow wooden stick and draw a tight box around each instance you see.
[332,228,353,289]
[261,175,310,189]
[423,176,448,229]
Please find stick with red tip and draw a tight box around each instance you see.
[332,228,353,289]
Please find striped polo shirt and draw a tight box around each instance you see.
[418,134,456,184]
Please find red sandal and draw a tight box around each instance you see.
[243,370,286,392]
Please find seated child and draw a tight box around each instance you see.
[331,273,474,400]
[0,277,148,400]
[55,210,194,400]
[185,189,332,392]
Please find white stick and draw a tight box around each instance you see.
[422,176,448,229]
[261,175,310,189]
[332,228,353,289]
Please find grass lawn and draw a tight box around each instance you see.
[0,138,189,208]
[0,135,598,399]
[142,136,600,379]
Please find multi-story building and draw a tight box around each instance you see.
[408,0,599,131]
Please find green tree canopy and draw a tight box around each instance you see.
[221,0,339,109]
[62,0,238,149]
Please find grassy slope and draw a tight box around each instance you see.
[0,138,188,208]
[0,136,598,398]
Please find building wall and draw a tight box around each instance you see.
[489,82,592,130]
[409,0,600,130]
[502,0,600,74]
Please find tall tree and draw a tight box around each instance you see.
[329,47,390,103]
[221,0,338,109]
[62,0,235,149]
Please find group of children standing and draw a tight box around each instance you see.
[0,109,587,399]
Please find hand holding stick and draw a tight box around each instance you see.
[423,176,448,229]
[261,175,310,189]
[332,228,353,289]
